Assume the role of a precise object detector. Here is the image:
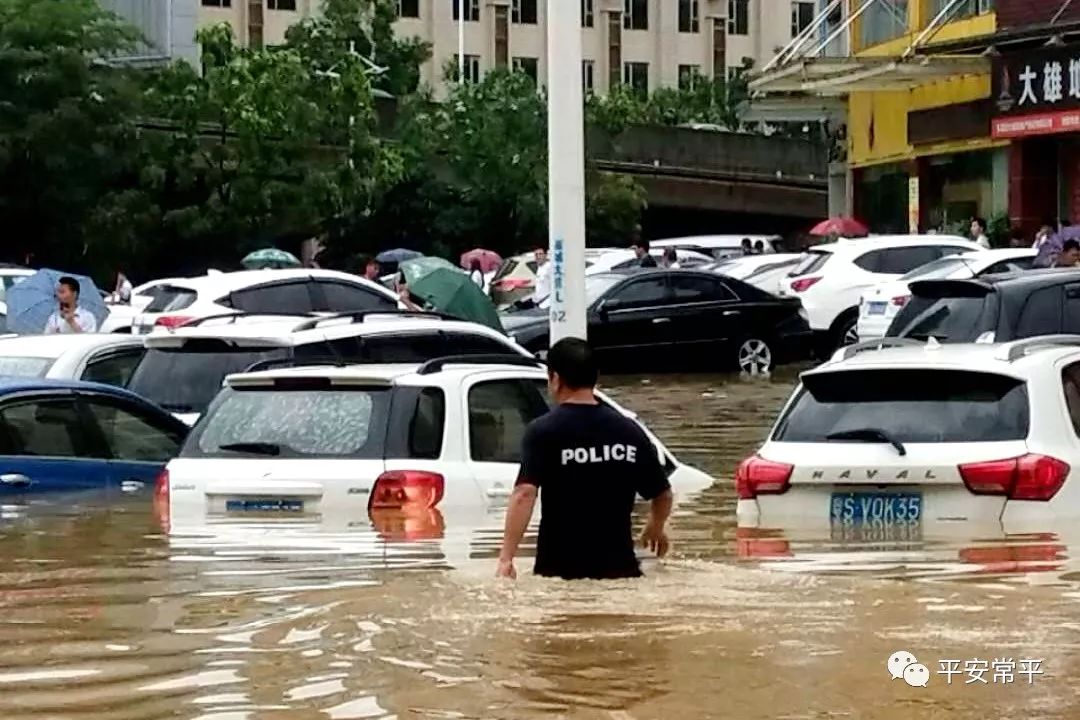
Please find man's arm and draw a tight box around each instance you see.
[496,483,538,579]
[641,489,673,557]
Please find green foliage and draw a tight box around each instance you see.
[586,173,648,248]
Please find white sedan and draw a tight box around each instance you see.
[161,359,715,533]
[0,334,146,385]
[856,248,1036,340]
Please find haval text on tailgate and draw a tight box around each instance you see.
[736,359,1042,539]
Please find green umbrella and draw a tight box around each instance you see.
[398,256,459,286]
[402,261,504,333]
[242,248,302,270]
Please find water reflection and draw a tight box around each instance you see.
[1,371,1080,718]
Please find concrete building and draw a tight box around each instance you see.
[100,0,200,66]
[193,0,807,93]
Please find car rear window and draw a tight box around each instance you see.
[144,286,197,313]
[789,251,831,277]
[887,292,999,341]
[127,342,288,415]
[773,369,1029,443]
[184,385,389,459]
[0,357,53,377]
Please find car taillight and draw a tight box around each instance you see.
[958,543,1066,574]
[153,468,170,533]
[155,315,194,329]
[735,455,793,500]
[495,278,531,290]
[734,527,792,559]
[958,454,1070,501]
[891,294,911,306]
[789,277,822,293]
[370,471,445,510]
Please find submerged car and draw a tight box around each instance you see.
[160,357,715,531]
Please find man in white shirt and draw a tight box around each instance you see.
[971,217,991,250]
[44,276,97,334]
[532,246,552,301]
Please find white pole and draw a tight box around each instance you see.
[457,0,466,82]
[546,0,587,345]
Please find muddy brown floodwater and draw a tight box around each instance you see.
[2,370,1080,719]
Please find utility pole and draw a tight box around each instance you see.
[546,0,587,344]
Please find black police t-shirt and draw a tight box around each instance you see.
[516,402,671,580]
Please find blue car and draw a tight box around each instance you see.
[0,377,188,494]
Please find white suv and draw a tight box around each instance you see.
[160,358,715,533]
[736,336,1080,539]
[133,269,398,334]
[778,235,980,350]
[126,312,530,424]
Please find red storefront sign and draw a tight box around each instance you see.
[992,109,1080,139]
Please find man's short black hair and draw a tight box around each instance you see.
[741,237,752,246]
[548,338,598,390]
[59,276,80,295]
[1063,239,1080,253]
[634,238,651,252]
[973,217,987,231]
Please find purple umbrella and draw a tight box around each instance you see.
[1034,226,1080,268]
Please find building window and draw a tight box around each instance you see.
[623,61,649,94]
[679,0,700,33]
[397,0,420,18]
[860,0,907,47]
[678,64,700,89]
[267,0,296,9]
[513,56,539,83]
[453,0,481,23]
[623,0,648,31]
[583,0,594,28]
[201,0,231,6]
[932,0,993,19]
[728,0,749,36]
[791,1,814,36]
[512,0,538,24]
[582,60,595,92]
[454,54,482,83]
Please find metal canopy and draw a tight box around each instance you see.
[749,55,990,97]
[740,96,848,123]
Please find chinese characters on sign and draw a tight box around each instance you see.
[993,44,1080,138]
[550,237,566,328]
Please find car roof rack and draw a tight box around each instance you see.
[835,337,925,361]
[242,356,350,373]
[185,312,317,327]
[292,309,455,332]
[416,354,545,375]
[998,335,1080,363]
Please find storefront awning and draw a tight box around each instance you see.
[749,55,990,97]
[741,95,847,124]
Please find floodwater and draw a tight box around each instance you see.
[2,370,1080,719]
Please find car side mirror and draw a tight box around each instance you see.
[595,299,610,320]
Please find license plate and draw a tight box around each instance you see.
[867,301,887,316]
[830,493,921,524]
[225,498,303,513]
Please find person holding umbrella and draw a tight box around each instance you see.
[45,277,97,334]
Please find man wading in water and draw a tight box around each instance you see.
[496,338,673,580]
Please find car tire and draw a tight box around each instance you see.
[736,337,774,376]
[834,314,859,350]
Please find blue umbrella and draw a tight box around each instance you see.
[376,248,423,265]
[5,268,109,334]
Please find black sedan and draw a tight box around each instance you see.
[502,270,812,373]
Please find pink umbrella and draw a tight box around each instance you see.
[810,217,869,237]
[460,248,503,273]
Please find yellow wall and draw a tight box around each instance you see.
[847,3,997,168]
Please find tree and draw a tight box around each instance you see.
[0,0,143,273]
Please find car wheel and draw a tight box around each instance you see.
[737,337,774,375]
[836,316,859,349]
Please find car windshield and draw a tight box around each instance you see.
[127,344,288,415]
[887,293,998,342]
[185,386,389,458]
[774,369,1029,443]
[789,251,831,277]
[538,275,623,309]
[900,256,969,281]
[0,357,53,377]
[144,286,197,313]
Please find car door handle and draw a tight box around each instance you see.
[651,318,671,324]
[486,488,511,498]
[0,473,31,488]
[722,310,741,317]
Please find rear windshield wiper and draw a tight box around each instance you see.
[158,402,198,413]
[825,428,907,457]
[217,442,282,456]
